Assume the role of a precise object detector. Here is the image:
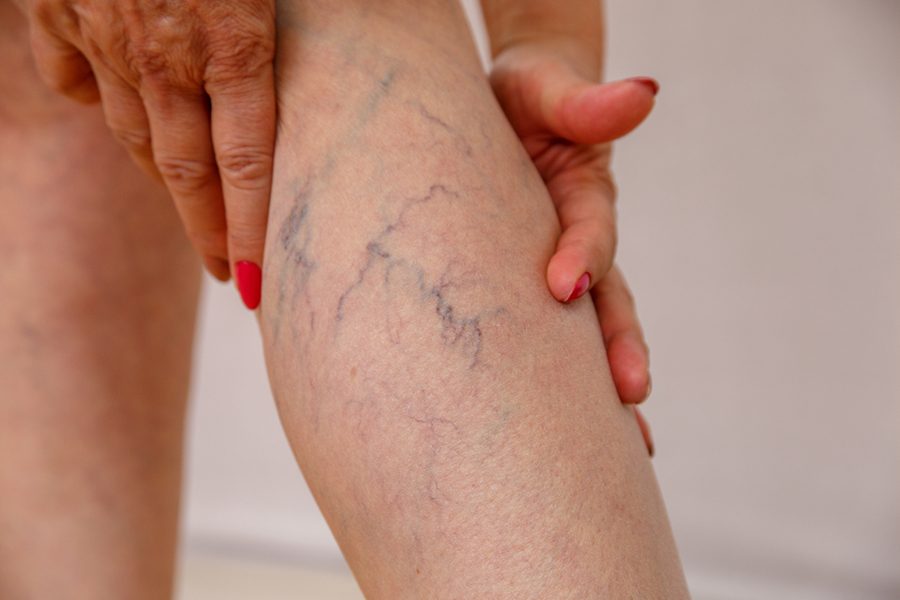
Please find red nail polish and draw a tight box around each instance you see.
[565,272,591,302]
[627,76,660,96]
[236,261,262,310]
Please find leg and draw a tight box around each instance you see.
[262,1,687,597]
[0,5,201,598]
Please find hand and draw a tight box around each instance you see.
[13,0,276,309]
[490,44,658,454]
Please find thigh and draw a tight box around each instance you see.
[0,2,199,425]
[0,3,194,289]
[0,3,199,381]
[261,1,687,597]
[0,5,201,598]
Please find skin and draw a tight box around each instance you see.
[0,0,673,596]
[261,0,688,596]
[487,60,656,407]
[0,4,201,598]
[9,0,659,329]
[11,0,658,413]
[10,0,278,285]
[483,0,655,302]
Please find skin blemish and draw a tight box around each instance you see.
[334,183,459,323]
[332,181,510,369]
[271,178,319,346]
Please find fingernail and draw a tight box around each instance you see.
[236,261,262,310]
[626,76,660,96]
[565,272,591,302]
[645,373,653,399]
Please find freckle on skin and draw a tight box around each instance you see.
[350,366,357,378]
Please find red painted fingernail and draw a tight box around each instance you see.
[565,272,591,302]
[236,261,262,310]
[627,76,660,96]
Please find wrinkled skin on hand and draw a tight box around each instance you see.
[13,0,277,286]
[10,1,658,452]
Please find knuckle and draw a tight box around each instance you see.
[123,35,185,89]
[217,147,272,189]
[588,167,618,200]
[155,156,215,192]
[228,222,266,249]
[205,32,274,84]
[127,42,170,80]
[122,21,201,91]
[109,126,151,152]
[566,163,618,202]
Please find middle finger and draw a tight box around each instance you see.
[143,85,230,281]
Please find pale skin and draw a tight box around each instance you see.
[0,0,686,597]
[0,7,198,598]
[259,1,686,596]
[482,0,658,407]
[10,0,278,287]
[8,0,658,427]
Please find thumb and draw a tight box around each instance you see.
[536,65,660,144]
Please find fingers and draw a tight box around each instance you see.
[545,151,617,303]
[592,265,651,405]
[28,23,99,103]
[89,63,158,177]
[22,3,277,297]
[534,63,659,144]
[143,87,231,282]
[207,63,276,310]
[530,64,657,302]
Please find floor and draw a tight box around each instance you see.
[176,552,364,600]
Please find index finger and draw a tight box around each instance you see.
[207,62,276,311]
